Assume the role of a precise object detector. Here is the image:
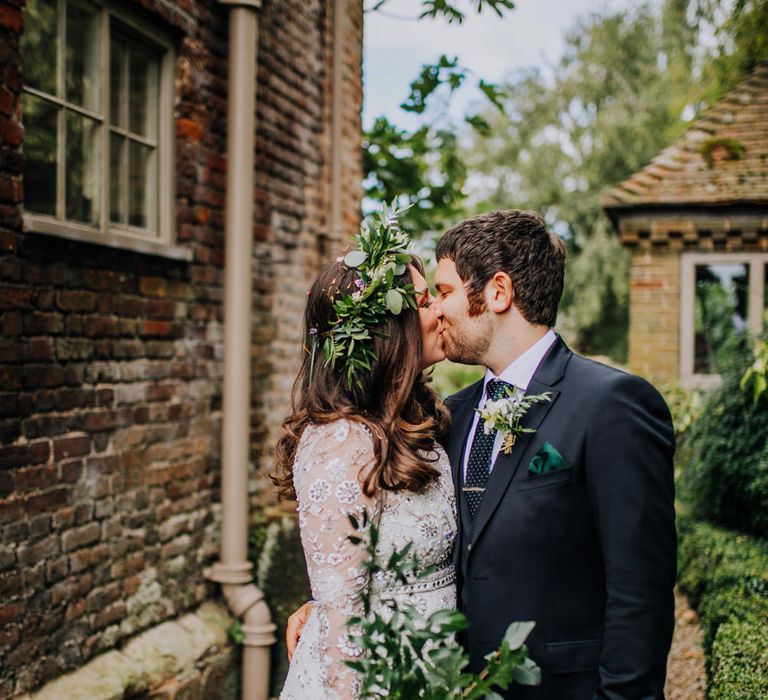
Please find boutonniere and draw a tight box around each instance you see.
[477,387,552,454]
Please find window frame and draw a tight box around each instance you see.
[680,251,767,388]
[21,0,188,260]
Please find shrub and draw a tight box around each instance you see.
[709,617,768,700]
[677,516,768,697]
[678,338,768,538]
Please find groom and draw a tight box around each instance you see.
[433,209,676,699]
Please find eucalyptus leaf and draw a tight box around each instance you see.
[512,658,542,686]
[385,289,404,314]
[344,250,368,267]
[503,621,535,650]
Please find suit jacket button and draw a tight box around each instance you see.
[467,543,472,551]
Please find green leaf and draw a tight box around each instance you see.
[503,621,535,650]
[344,250,368,267]
[385,289,403,314]
[512,656,542,686]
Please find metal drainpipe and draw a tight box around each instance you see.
[205,2,276,699]
[329,0,346,241]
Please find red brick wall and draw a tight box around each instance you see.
[0,0,363,694]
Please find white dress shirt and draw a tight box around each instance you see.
[462,329,557,480]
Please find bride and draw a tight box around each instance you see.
[272,214,456,699]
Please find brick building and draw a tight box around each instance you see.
[0,0,363,697]
[603,63,768,387]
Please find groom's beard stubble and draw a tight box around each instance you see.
[442,312,492,366]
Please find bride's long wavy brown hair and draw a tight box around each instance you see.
[272,258,450,500]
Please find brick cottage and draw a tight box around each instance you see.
[604,63,768,387]
[0,0,363,696]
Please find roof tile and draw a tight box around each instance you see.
[603,63,768,208]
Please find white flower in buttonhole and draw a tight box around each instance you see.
[477,385,553,454]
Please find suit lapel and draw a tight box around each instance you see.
[447,380,483,537]
[469,336,572,546]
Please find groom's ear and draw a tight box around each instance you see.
[486,272,514,314]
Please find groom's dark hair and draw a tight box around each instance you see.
[436,209,565,326]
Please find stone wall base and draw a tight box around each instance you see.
[19,602,238,700]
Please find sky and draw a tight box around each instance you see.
[362,0,654,129]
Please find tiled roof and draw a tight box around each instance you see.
[603,63,768,209]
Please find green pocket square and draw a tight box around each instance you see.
[528,442,571,475]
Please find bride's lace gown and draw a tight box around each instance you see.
[281,419,457,700]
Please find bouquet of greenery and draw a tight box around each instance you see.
[345,511,541,699]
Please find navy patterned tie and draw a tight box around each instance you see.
[464,379,511,520]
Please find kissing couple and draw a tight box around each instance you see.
[273,208,676,699]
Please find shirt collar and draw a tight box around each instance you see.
[482,329,557,394]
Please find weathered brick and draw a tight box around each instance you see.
[60,458,83,483]
[24,486,70,516]
[85,581,121,613]
[0,601,25,625]
[0,440,50,470]
[52,506,74,530]
[46,555,68,583]
[0,283,32,309]
[1,310,21,335]
[51,573,92,605]
[62,522,101,552]
[16,464,58,492]
[0,469,14,496]
[22,364,65,388]
[0,365,21,390]
[56,290,96,312]
[52,435,90,460]
[22,312,64,335]
[84,315,121,337]
[16,535,60,567]
[85,411,120,432]
[55,338,94,360]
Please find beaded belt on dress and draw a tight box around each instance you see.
[371,565,456,596]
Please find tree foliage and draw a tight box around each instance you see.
[363,2,515,235]
[462,0,768,360]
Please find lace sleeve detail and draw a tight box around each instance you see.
[293,420,380,699]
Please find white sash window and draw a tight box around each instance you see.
[21,0,186,259]
[680,252,768,387]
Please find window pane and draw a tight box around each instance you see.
[128,49,158,138]
[109,133,125,223]
[694,263,750,374]
[66,111,100,225]
[22,93,58,216]
[110,38,126,128]
[128,142,154,229]
[66,1,101,112]
[21,0,59,95]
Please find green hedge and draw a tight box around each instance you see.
[677,516,768,698]
[677,339,768,539]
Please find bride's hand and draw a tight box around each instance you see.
[286,601,313,661]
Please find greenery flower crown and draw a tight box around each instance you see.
[311,203,417,387]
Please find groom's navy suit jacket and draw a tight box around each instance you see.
[444,336,676,700]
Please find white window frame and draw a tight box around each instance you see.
[21,0,189,260]
[680,252,767,388]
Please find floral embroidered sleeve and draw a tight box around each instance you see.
[293,420,380,699]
